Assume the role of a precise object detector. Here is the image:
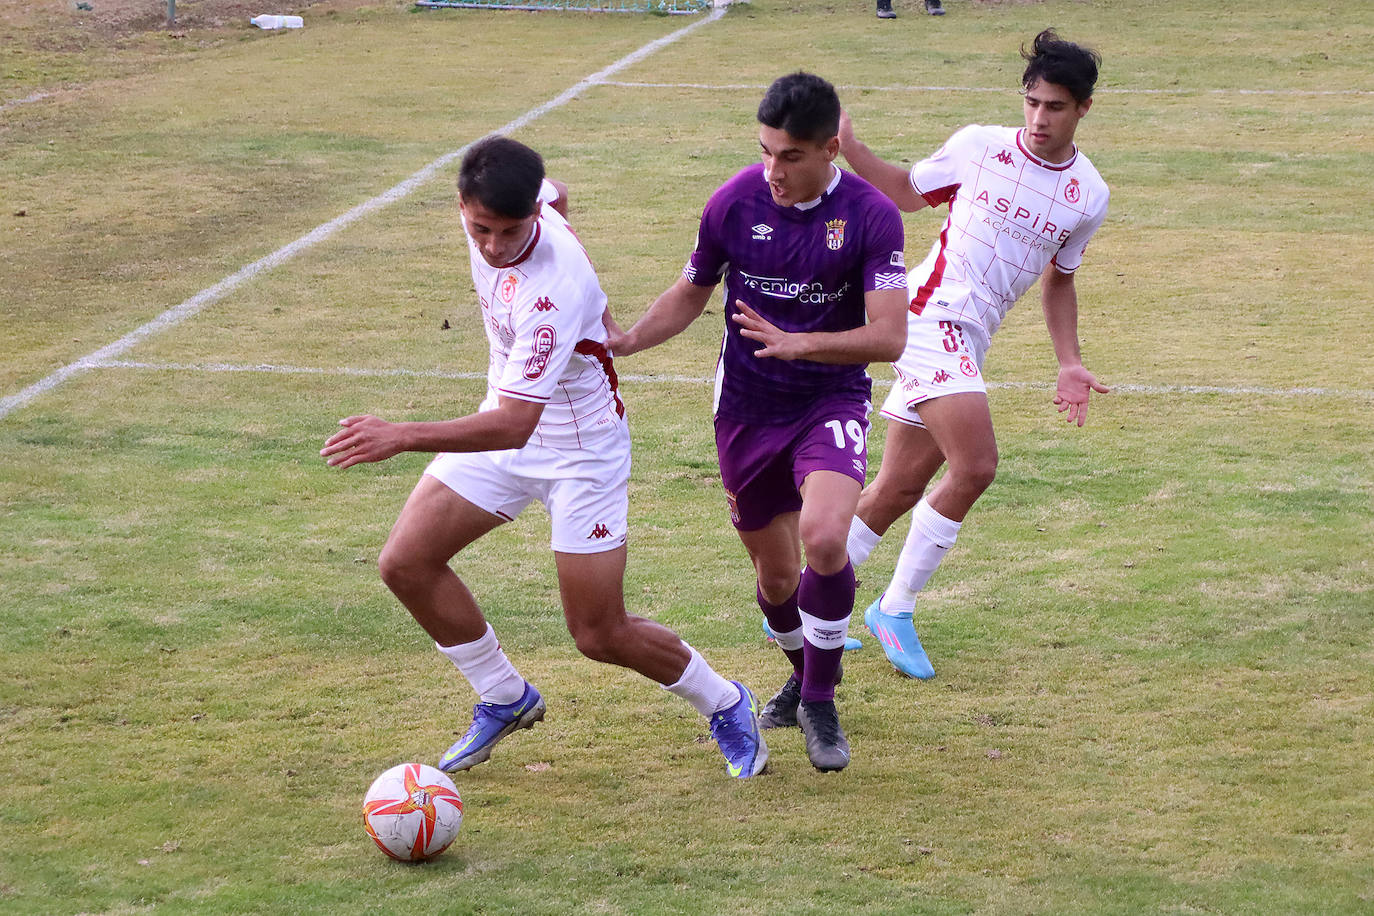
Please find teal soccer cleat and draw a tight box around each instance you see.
[863,597,935,679]
[439,681,545,772]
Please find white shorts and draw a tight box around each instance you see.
[879,313,991,428]
[423,425,631,554]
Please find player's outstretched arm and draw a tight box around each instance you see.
[607,276,714,357]
[838,110,928,213]
[321,396,545,469]
[1041,265,1109,426]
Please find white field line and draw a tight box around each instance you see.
[595,80,1374,97]
[0,6,727,423]
[0,90,53,112]
[88,360,1374,400]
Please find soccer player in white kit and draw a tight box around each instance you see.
[837,30,1111,679]
[321,137,767,779]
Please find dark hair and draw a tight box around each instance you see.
[757,72,841,144]
[458,136,545,219]
[1021,29,1101,103]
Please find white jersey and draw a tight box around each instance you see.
[467,181,624,448]
[907,124,1109,338]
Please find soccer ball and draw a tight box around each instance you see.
[362,762,464,862]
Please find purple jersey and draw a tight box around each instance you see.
[684,163,907,425]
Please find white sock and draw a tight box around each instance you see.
[435,624,526,705]
[847,515,883,568]
[881,498,962,617]
[664,643,740,716]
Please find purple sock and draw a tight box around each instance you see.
[798,562,856,704]
[758,584,805,676]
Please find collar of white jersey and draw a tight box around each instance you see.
[498,220,542,270]
[1015,129,1078,171]
[790,164,843,211]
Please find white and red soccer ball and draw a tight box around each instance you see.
[362,763,463,862]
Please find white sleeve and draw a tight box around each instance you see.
[908,124,982,205]
[495,261,605,404]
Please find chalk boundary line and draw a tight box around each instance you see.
[598,80,1374,96]
[89,359,1374,401]
[9,79,1370,113]
[0,6,727,422]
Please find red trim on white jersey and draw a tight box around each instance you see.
[500,222,541,270]
[1014,129,1078,172]
[574,339,625,418]
[911,211,954,317]
[918,182,959,209]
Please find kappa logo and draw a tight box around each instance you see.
[751,223,774,241]
[589,523,612,539]
[533,296,557,312]
[932,369,953,384]
[1064,177,1082,204]
[993,149,1016,166]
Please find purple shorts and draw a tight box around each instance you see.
[714,395,871,531]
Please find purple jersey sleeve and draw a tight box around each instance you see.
[683,183,733,287]
[861,199,908,293]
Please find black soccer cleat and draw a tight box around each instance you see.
[797,699,851,772]
[759,675,801,729]
[924,0,945,14]
[876,0,897,18]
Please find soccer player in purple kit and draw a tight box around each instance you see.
[607,73,909,771]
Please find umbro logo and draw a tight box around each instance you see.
[932,370,953,384]
[751,223,773,241]
[533,296,557,311]
[589,523,612,539]
[993,150,1015,166]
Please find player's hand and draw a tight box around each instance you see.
[1053,364,1110,426]
[321,415,404,469]
[602,309,633,356]
[732,300,802,360]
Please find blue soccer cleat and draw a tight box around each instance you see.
[439,680,546,772]
[709,682,768,778]
[863,597,936,679]
[762,618,863,651]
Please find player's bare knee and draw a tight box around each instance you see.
[376,545,413,593]
[377,546,439,597]
[568,618,621,665]
[755,567,800,604]
[951,452,998,496]
[799,526,850,575]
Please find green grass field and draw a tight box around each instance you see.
[2,0,1372,912]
